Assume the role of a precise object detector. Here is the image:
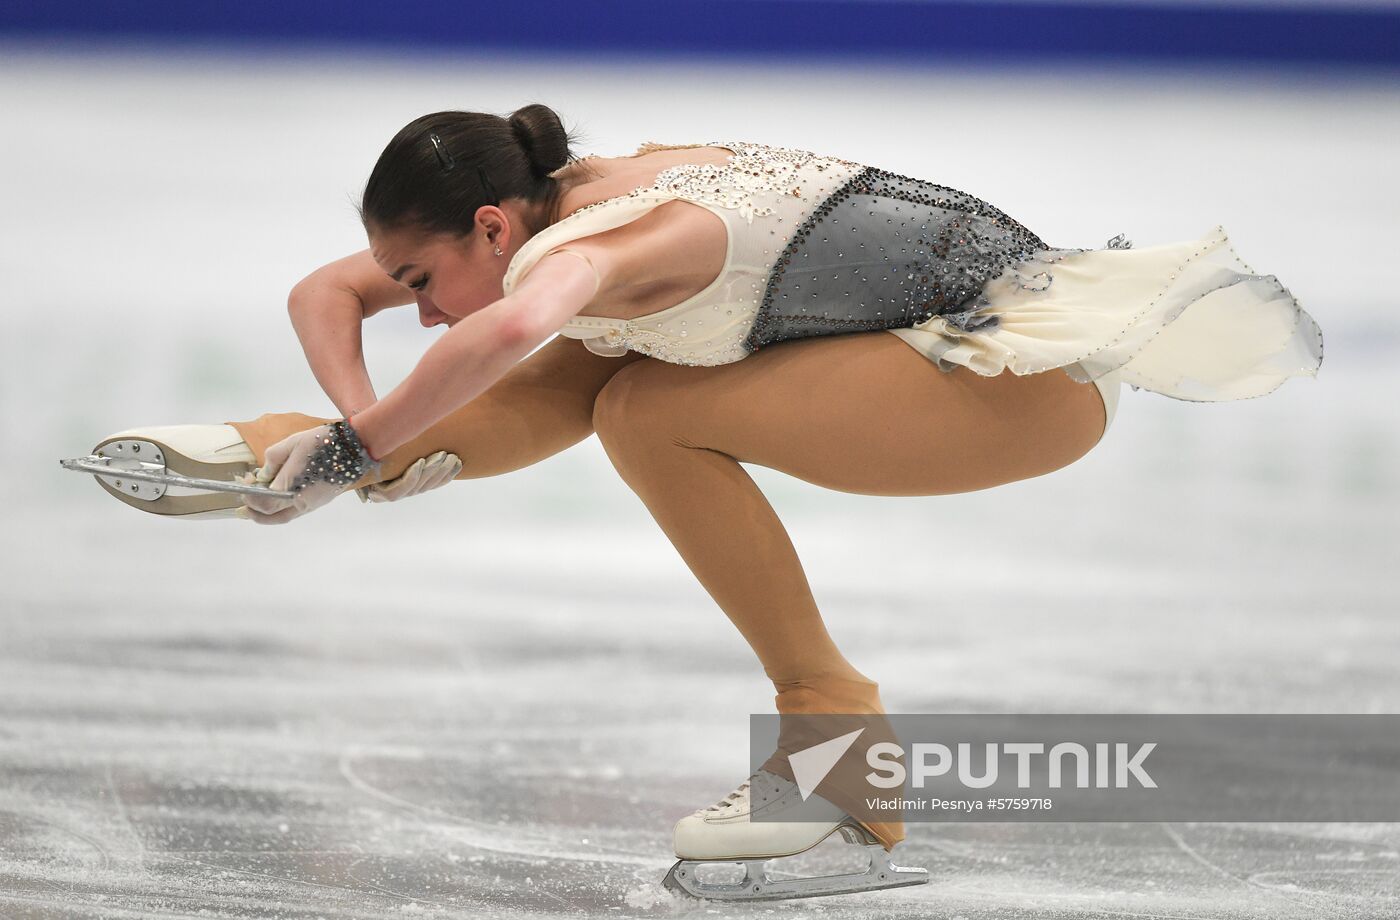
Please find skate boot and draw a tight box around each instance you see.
[662,769,928,902]
[68,424,265,520]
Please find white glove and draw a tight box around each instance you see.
[355,450,462,503]
[240,420,381,525]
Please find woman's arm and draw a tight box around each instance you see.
[366,333,647,484]
[287,249,416,417]
[348,249,609,464]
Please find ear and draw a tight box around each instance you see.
[474,205,509,247]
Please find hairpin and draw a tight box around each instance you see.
[477,165,499,204]
[429,133,455,171]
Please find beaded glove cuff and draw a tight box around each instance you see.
[290,418,382,492]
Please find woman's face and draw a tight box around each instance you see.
[368,207,518,329]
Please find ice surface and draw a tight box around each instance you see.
[2,40,1398,918]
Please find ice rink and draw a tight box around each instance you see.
[3,40,1399,918]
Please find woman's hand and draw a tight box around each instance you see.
[241,419,382,525]
[355,450,463,503]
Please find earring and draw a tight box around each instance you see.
[494,246,503,256]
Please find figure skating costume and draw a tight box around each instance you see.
[504,140,1323,435]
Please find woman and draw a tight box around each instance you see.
[86,103,1323,897]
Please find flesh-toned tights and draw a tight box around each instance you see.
[227,332,1109,850]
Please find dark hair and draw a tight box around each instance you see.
[358,103,596,238]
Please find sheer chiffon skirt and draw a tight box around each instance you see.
[886,225,1324,402]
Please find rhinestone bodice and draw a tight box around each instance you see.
[500,140,1324,406]
[501,140,1049,366]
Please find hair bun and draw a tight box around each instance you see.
[507,114,534,161]
[508,104,571,178]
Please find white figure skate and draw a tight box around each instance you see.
[59,424,290,519]
[662,769,928,902]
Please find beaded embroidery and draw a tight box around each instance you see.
[745,166,1052,353]
[643,141,863,225]
[557,140,862,227]
[529,140,868,366]
[539,140,1071,364]
[290,419,381,492]
[516,141,1319,402]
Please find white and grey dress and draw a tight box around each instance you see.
[502,140,1324,433]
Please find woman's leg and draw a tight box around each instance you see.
[226,336,648,486]
[589,332,1108,848]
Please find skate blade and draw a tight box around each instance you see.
[662,842,929,902]
[61,439,294,519]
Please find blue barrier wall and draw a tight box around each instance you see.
[3,1,1398,67]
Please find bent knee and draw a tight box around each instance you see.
[590,358,682,442]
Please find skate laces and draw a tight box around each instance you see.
[704,776,756,813]
[702,770,791,813]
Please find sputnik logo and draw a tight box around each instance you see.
[788,728,865,801]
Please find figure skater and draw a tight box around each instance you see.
[75,104,1323,901]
